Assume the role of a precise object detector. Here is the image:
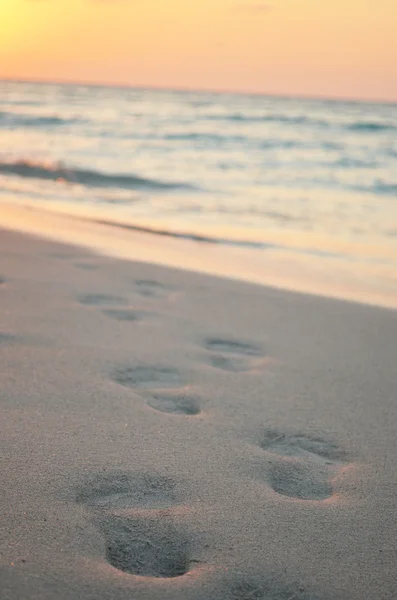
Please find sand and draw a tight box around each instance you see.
[1,226,397,600]
[2,200,396,310]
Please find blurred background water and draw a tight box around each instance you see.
[1,80,396,302]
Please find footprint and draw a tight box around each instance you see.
[260,431,345,465]
[147,393,201,416]
[268,461,333,501]
[103,309,150,323]
[0,333,16,345]
[134,279,175,300]
[74,263,99,271]
[203,337,264,373]
[49,252,86,260]
[112,366,185,390]
[0,277,6,285]
[99,516,191,578]
[207,355,252,372]
[259,430,346,501]
[76,471,178,510]
[111,366,198,416]
[224,574,316,600]
[204,339,262,356]
[75,473,192,577]
[78,294,128,307]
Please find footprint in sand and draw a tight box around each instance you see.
[112,365,185,390]
[0,333,16,345]
[76,471,179,511]
[73,262,100,271]
[0,277,6,285]
[259,430,347,501]
[78,293,128,307]
[78,294,152,324]
[202,337,265,373]
[102,309,152,323]
[147,392,201,416]
[99,516,191,578]
[260,431,346,463]
[224,574,313,600]
[49,252,87,261]
[268,461,334,501]
[112,365,202,416]
[222,569,340,600]
[134,279,176,300]
[76,472,191,577]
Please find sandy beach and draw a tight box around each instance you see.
[1,224,396,599]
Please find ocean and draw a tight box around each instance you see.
[1,80,396,306]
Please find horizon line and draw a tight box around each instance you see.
[1,76,396,106]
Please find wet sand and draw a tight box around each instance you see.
[2,200,396,310]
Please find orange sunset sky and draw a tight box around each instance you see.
[1,0,396,101]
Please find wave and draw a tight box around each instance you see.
[371,181,397,195]
[204,113,329,127]
[159,133,305,149]
[86,217,349,260]
[0,99,42,107]
[334,157,378,169]
[202,113,397,133]
[353,180,397,196]
[262,139,305,149]
[0,159,190,190]
[347,121,397,132]
[164,132,246,143]
[94,218,271,248]
[0,111,82,128]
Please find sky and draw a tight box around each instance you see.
[1,0,396,101]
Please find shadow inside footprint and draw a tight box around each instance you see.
[78,294,127,307]
[49,252,87,260]
[207,354,255,373]
[103,309,148,323]
[223,573,318,600]
[0,333,16,345]
[268,460,333,501]
[74,263,99,271]
[205,338,262,356]
[148,393,201,416]
[100,516,190,578]
[112,366,184,390]
[134,279,174,299]
[260,430,345,465]
[203,337,264,373]
[76,471,178,510]
[256,430,346,501]
[227,578,309,600]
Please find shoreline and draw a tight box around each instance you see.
[1,199,396,311]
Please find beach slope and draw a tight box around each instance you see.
[1,228,396,600]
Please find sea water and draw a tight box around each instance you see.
[1,81,396,305]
